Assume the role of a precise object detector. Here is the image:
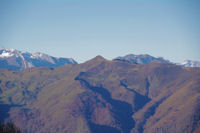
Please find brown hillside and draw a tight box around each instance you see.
[0,56,199,133]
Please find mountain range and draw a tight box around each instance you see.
[180,60,200,67]
[0,54,200,133]
[114,54,170,64]
[0,48,77,70]
[1,49,199,70]
[115,54,200,67]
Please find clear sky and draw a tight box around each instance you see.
[0,0,200,63]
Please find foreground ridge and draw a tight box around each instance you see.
[0,55,199,133]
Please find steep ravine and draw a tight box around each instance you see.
[75,76,135,133]
[120,80,150,112]
[75,75,172,133]
[132,95,170,133]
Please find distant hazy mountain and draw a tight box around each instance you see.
[114,54,200,68]
[0,48,77,70]
[180,60,200,67]
[114,54,170,64]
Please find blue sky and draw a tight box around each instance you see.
[0,0,200,63]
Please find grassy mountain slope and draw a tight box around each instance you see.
[0,56,199,133]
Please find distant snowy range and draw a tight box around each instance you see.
[0,48,199,70]
[0,48,77,70]
[114,54,200,67]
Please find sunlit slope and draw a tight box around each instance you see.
[0,56,199,133]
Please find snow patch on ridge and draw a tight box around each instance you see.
[0,51,14,58]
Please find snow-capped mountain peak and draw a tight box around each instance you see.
[114,54,200,67]
[0,51,14,58]
[114,54,170,64]
[0,48,77,70]
[181,60,200,67]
